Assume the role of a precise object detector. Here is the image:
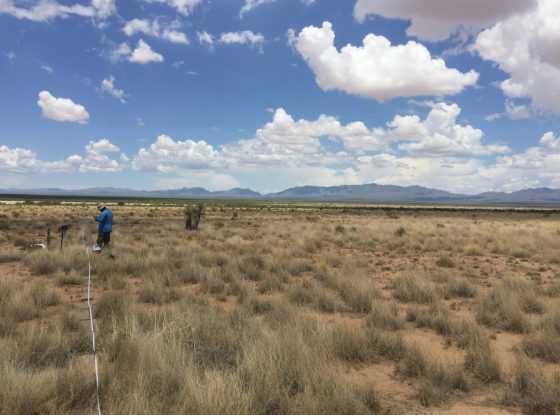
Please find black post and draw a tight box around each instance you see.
[58,224,70,251]
[47,228,51,249]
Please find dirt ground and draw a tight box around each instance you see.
[1,201,560,414]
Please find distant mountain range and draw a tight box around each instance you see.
[2,184,560,205]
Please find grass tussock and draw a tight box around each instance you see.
[366,300,403,331]
[522,312,560,363]
[476,277,544,333]
[446,278,477,298]
[406,303,452,336]
[392,274,441,304]
[317,269,380,313]
[406,306,502,383]
[435,255,455,268]
[287,281,344,313]
[327,324,407,363]
[504,358,560,415]
[464,340,502,384]
[397,345,469,407]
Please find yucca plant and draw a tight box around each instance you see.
[185,204,204,231]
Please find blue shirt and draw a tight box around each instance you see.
[95,208,113,233]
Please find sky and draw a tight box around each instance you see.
[1,0,559,194]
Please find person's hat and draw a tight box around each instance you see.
[97,202,105,210]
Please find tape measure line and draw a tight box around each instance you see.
[86,248,102,415]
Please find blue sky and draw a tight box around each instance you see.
[1,0,559,193]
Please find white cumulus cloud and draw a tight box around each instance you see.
[198,30,265,50]
[80,138,123,172]
[293,22,479,102]
[388,103,511,157]
[129,39,164,64]
[132,134,219,172]
[354,0,537,41]
[219,31,264,46]
[0,0,116,22]
[0,138,122,174]
[123,18,189,44]
[130,103,512,194]
[110,40,164,64]
[37,90,90,124]
[144,0,202,15]
[91,0,115,19]
[480,132,560,191]
[474,0,560,114]
[5,102,555,193]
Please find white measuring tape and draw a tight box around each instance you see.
[86,247,102,415]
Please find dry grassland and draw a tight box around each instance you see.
[1,202,560,414]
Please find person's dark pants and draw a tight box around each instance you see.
[97,231,111,247]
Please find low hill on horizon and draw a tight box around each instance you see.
[2,184,560,205]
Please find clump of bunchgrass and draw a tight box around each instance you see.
[366,300,403,331]
[522,312,560,363]
[476,277,542,333]
[397,344,469,407]
[406,302,452,336]
[435,255,455,268]
[393,274,441,304]
[504,357,560,414]
[446,277,477,298]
